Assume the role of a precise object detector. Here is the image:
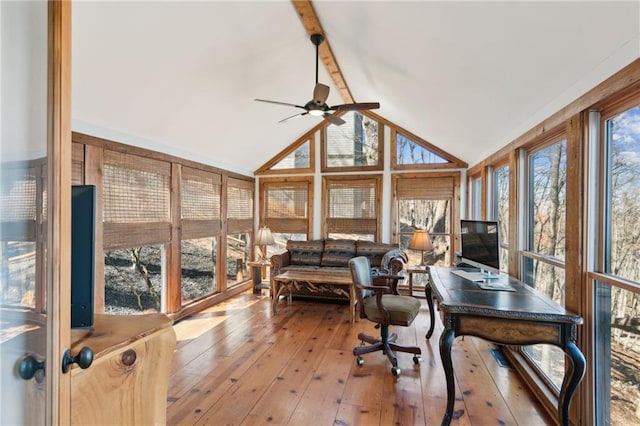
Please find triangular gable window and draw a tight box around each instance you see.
[271,140,311,170]
[255,137,314,175]
[395,132,448,165]
[392,129,466,169]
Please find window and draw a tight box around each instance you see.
[102,151,171,313]
[593,102,640,425]
[392,128,467,170]
[394,175,457,266]
[323,176,381,241]
[256,136,315,175]
[104,245,164,314]
[521,133,567,390]
[260,178,312,256]
[493,164,510,272]
[271,140,311,170]
[180,167,221,305]
[322,111,382,171]
[226,232,250,287]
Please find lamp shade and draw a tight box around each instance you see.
[255,226,275,246]
[408,230,433,251]
[408,229,432,266]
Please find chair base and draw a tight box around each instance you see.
[353,326,421,376]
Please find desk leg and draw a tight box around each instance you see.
[439,328,456,426]
[558,340,586,426]
[425,281,435,339]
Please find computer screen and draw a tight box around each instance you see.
[459,219,500,273]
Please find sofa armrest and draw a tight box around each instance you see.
[270,251,290,277]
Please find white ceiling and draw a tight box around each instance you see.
[71,1,640,176]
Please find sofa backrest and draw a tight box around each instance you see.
[286,240,324,266]
[284,239,399,268]
[321,239,357,267]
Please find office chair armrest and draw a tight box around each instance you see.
[357,283,392,293]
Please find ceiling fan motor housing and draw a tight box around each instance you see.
[310,33,324,46]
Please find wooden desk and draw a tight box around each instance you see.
[427,266,585,426]
[272,270,355,323]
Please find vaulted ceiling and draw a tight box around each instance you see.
[71,1,640,176]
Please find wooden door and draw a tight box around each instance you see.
[0,1,72,424]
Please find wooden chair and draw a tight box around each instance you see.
[349,256,422,376]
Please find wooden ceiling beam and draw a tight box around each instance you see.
[291,0,354,104]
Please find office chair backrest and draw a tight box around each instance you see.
[349,256,373,319]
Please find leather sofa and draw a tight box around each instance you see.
[270,239,406,301]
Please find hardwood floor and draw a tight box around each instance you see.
[167,290,552,425]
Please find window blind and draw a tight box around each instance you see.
[326,178,378,235]
[396,177,454,199]
[181,166,221,238]
[103,150,171,249]
[264,181,309,233]
[227,177,253,232]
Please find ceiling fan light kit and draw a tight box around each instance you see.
[255,34,380,126]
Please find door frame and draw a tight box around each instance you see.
[46,1,72,424]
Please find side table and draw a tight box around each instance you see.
[248,260,271,294]
[405,265,435,339]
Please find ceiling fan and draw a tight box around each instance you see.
[255,34,380,126]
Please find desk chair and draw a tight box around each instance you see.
[349,256,422,376]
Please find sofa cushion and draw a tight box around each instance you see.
[356,241,398,267]
[287,240,324,266]
[321,239,357,267]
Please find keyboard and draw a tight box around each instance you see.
[450,270,487,282]
[450,270,515,291]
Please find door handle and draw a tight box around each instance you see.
[61,346,94,373]
[18,355,45,381]
[19,346,94,380]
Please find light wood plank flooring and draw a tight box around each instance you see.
[167,291,552,425]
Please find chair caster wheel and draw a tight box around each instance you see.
[356,356,364,366]
[391,366,401,376]
[413,355,421,364]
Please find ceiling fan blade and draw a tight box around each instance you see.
[313,83,330,105]
[329,102,380,111]
[323,112,345,126]
[278,111,308,123]
[255,99,306,109]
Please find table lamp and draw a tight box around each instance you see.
[408,229,432,267]
[255,226,275,261]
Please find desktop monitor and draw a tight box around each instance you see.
[459,219,500,274]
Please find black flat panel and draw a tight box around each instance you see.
[71,185,95,329]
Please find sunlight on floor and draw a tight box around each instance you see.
[173,294,266,341]
[173,316,228,342]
